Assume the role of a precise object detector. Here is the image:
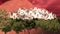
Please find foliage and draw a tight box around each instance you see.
[11,19,25,34]
[2,22,12,33]
[0,10,11,34]
[36,18,60,32]
[0,9,60,34]
[0,10,11,29]
[58,17,60,23]
[23,19,36,29]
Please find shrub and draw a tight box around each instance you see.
[36,18,60,32]
[0,10,11,34]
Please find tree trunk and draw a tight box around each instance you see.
[16,32,19,34]
[24,29,26,34]
[5,32,6,34]
[35,28,38,34]
[27,29,30,34]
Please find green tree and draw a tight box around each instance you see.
[23,19,36,34]
[36,18,60,34]
[0,10,11,34]
[2,21,12,34]
[12,19,25,34]
[58,17,60,23]
[0,9,10,28]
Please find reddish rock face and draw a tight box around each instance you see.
[29,0,60,17]
[0,0,35,12]
[0,0,9,5]
[0,0,60,17]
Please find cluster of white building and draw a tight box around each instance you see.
[9,7,56,20]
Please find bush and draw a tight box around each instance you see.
[0,10,11,29]
[2,22,12,34]
[58,17,60,23]
[0,9,60,34]
[36,18,60,32]
[11,19,25,34]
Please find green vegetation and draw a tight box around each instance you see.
[0,10,11,34]
[0,9,60,34]
[12,19,25,34]
[58,17,60,23]
[2,22,12,34]
[36,18,60,32]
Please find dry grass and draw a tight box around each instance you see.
[0,10,11,28]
